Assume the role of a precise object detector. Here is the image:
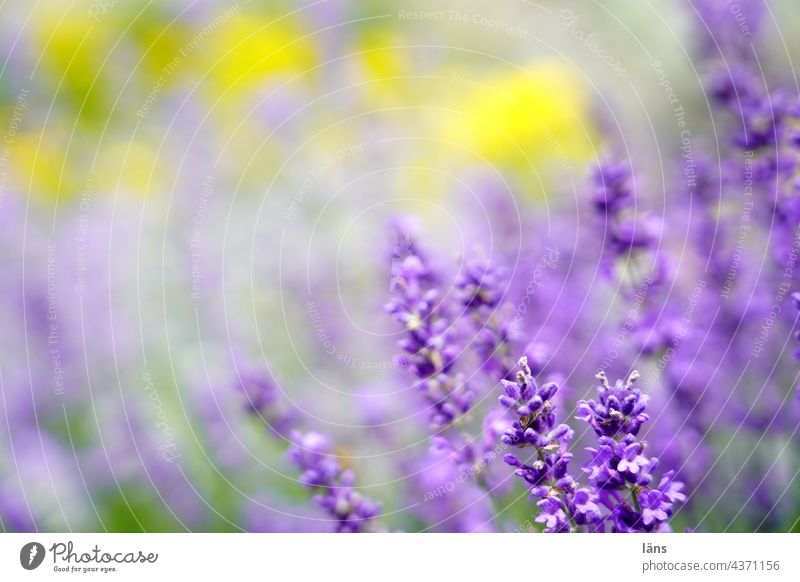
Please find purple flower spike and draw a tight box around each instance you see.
[498,357,598,532]
[639,490,671,527]
[498,363,684,532]
[287,431,381,533]
[577,371,685,532]
[385,224,472,428]
[456,248,521,379]
[535,497,570,533]
[578,370,649,438]
[455,249,506,310]
[592,161,634,214]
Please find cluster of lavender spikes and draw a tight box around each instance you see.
[259,3,791,533]
[455,251,520,379]
[500,357,595,532]
[387,229,521,491]
[592,160,659,275]
[230,365,385,533]
[500,359,685,532]
[287,431,381,533]
[385,221,475,428]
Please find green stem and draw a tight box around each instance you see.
[629,485,642,512]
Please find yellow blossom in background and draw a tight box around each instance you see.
[18,2,188,204]
[33,1,191,119]
[354,28,414,105]
[441,61,595,177]
[362,61,595,216]
[10,128,86,203]
[14,3,593,209]
[124,5,192,84]
[196,11,318,106]
[11,128,168,203]
[33,7,116,124]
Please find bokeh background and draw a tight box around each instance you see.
[1,0,800,532]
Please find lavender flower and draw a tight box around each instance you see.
[576,370,648,439]
[287,431,381,533]
[591,160,660,280]
[592,160,634,215]
[577,371,685,532]
[497,361,684,532]
[385,222,473,428]
[235,368,277,415]
[455,249,520,379]
[0,485,34,532]
[499,357,598,532]
[455,249,506,311]
[231,363,295,437]
[690,0,765,59]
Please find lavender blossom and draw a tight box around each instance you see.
[497,362,684,532]
[499,357,599,532]
[231,363,295,437]
[287,431,381,533]
[577,371,685,532]
[385,222,473,428]
[455,249,520,379]
[455,249,506,311]
[591,160,660,280]
[690,0,765,60]
[577,370,649,439]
